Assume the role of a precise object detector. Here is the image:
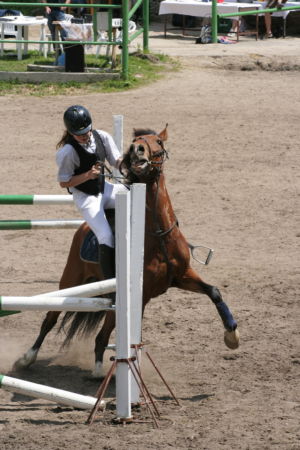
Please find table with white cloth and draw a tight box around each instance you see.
[0,16,47,60]
[158,0,262,37]
[159,0,299,37]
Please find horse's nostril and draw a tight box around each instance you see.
[137,144,144,154]
[129,144,135,152]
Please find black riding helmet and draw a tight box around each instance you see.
[63,105,92,136]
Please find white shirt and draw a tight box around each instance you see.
[56,129,121,186]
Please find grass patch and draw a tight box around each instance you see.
[0,50,180,95]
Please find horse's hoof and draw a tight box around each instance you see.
[91,361,105,379]
[224,329,240,350]
[13,348,38,370]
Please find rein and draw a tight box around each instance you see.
[131,135,175,237]
[148,174,177,286]
[132,135,177,284]
[148,177,177,238]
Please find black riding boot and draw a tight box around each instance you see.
[98,244,115,303]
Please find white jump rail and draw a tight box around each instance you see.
[0,296,113,312]
[0,374,103,410]
[1,184,146,422]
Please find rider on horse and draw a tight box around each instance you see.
[56,105,127,288]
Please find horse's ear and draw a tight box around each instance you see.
[158,123,168,142]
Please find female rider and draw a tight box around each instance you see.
[56,105,126,281]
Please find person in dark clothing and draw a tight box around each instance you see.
[43,0,71,49]
[56,105,126,280]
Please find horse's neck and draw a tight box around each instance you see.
[146,174,176,229]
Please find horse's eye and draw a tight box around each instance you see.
[157,139,162,146]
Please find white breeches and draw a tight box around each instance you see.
[72,181,127,248]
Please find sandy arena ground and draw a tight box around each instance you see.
[0,22,299,450]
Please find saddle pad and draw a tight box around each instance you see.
[80,209,115,264]
[80,229,99,264]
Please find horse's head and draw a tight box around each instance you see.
[120,125,168,183]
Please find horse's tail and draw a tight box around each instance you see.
[59,310,106,346]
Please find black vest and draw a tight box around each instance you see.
[71,130,106,196]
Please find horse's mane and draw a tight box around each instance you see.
[133,128,157,138]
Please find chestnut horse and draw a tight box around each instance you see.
[14,126,239,378]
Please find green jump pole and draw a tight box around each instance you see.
[211,0,218,44]
[0,310,20,317]
[0,195,34,205]
[219,4,300,19]
[0,195,73,205]
[0,220,83,230]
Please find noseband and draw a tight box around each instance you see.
[132,135,169,169]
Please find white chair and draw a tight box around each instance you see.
[2,19,18,39]
[1,12,23,39]
[0,13,23,57]
[95,13,136,59]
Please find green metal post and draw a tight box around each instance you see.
[122,0,129,80]
[92,6,97,41]
[143,0,149,52]
[108,8,113,44]
[211,0,218,43]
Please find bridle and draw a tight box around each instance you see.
[131,135,169,171]
[133,134,177,284]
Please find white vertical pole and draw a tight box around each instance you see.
[113,115,124,179]
[113,115,123,154]
[115,190,132,420]
[130,184,146,404]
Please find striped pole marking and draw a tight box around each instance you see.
[0,296,113,312]
[0,220,84,230]
[0,195,73,205]
[0,374,103,410]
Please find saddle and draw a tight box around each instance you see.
[80,209,115,264]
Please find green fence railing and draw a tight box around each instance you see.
[211,0,300,43]
[0,1,149,79]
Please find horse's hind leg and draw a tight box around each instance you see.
[93,311,116,378]
[13,311,61,370]
[174,267,239,349]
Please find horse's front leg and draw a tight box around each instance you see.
[13,311,61,370]
[173,267,239,349]
[93,311,116,378]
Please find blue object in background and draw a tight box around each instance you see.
[57,52,65,66]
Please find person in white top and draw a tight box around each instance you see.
[56,105,127,282]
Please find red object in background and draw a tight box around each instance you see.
[217,0,224,3]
